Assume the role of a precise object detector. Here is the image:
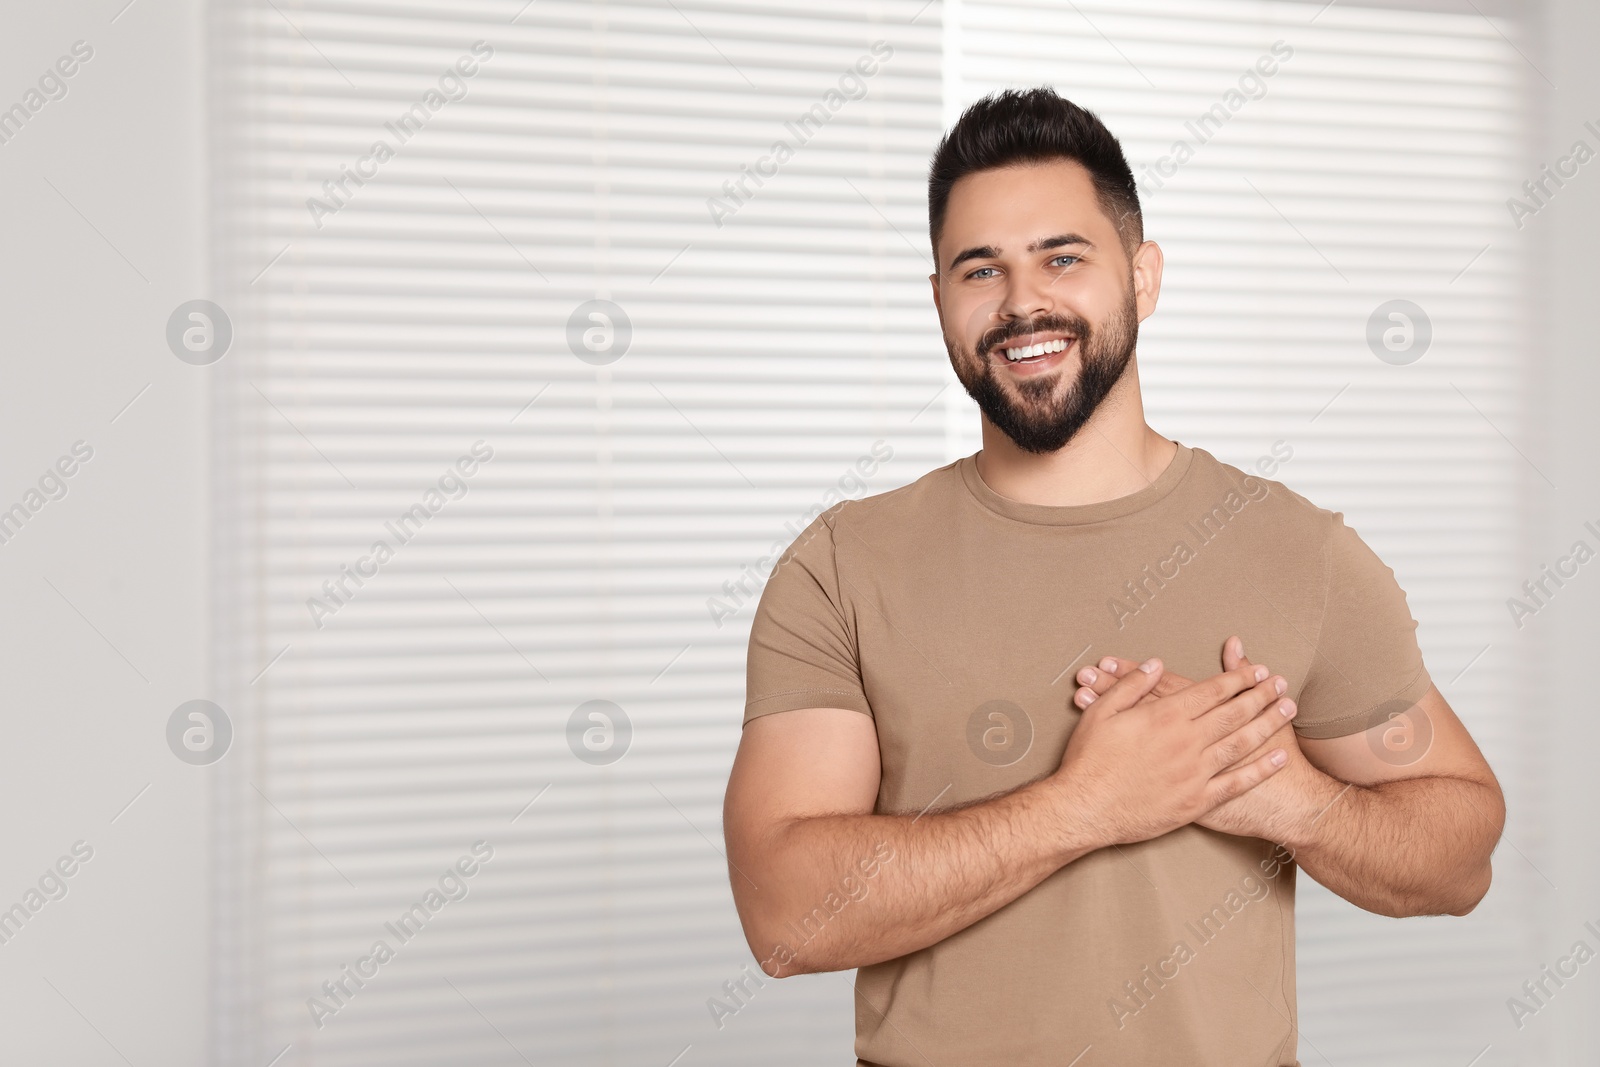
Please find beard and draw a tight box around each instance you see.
[946,285,1140,455]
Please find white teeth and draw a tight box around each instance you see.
[1003,337,1072,361]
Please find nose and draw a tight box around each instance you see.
[999,272,1051,327]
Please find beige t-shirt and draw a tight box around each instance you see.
[743,441,1433,1067]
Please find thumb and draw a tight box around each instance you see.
[1221,635,1254,673]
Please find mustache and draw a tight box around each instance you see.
[977,314,1088,357]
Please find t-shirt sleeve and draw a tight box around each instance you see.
[743,503,873,726]
[1292,512,1434,739]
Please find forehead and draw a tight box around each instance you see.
[939,159,1114,257]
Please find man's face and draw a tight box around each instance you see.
[931,159,1153,454]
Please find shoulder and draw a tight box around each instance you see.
[1183,443,1341,541]
[807,457,965,544]
[761,458,964,583]
[1183,445,1408,598]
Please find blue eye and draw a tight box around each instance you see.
[959,252,1081,279]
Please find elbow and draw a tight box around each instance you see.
[734,904,809,979]
[1445,792,1502,916]
[1444,862,1494,917]
[741,925,811,979]
[1411,782,1503,917]
[1443,782,1503,916]
[1380,862,1492,918]
[738,910,852,977]
[756,954,793,979]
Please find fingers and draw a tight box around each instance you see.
[1073,661,1124,708]
[1079,657,1164,718]
[1073,658,1137,709]
[1197,667,1287,735]
[1204,685,1297,770]
[1204,746,1289,807]
[1082,649,1251,689]
[1172,662,1273,719]
[1073,656,1191,708]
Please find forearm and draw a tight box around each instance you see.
[1282,770,1504,917]
[740,777,1098,976]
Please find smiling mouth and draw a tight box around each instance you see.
[1000,336,1075,363]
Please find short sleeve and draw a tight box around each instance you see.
[743,504,873,726]
[1292,512,1434,739]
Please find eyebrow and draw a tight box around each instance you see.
[945,233,1096,273]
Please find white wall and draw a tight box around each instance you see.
[1541,0,1600,1060]
[0,2,209,1063]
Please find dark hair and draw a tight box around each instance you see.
[927,87,1142,263]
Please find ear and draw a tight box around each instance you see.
[1129,239,1164,323]
[929,272,942,318]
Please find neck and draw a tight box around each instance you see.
[973,358,1176,507]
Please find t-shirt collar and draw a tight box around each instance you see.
[958,441,1193,527]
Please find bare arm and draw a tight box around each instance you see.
[724,661,1293,976]
[723,708,1091,977]
[1283,684,1503,916]
[1076,640,1505,918]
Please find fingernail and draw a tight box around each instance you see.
[1274,677,1286,695]
[1139,658,1159,674]
[1236,639,1245,656]
[1254,665,1269,682]
[1079,667,1097,684]
[1270,750,1288,767]
[1279,699,1296,718]
[1100,657,1117,672]
[1080,689,1097,706]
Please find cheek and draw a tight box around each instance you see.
[1077,296,1122,334]
[958,296,1008,347]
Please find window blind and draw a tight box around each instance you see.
[209,1,944,1064]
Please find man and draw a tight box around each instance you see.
[722,88,1504,1066]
